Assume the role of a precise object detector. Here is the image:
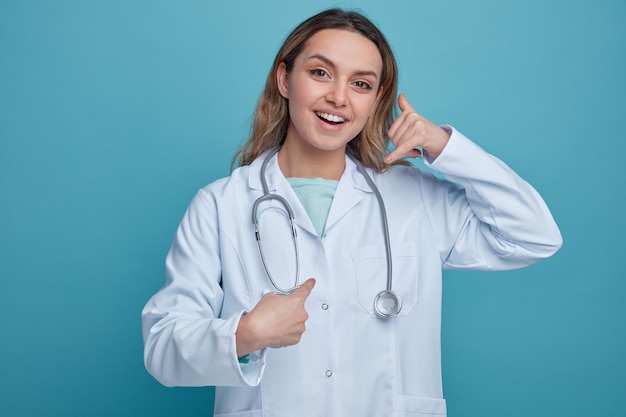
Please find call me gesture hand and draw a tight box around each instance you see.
[236,278,316,358]
[385,94,451,163]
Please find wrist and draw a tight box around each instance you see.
[424,126,451,159]
[235,312,263,358]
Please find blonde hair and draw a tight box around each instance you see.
[233,8,406,172]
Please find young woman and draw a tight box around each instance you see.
[142,9,561,417]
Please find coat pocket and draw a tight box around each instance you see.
[394,394,447,416]
[351,243,418,317]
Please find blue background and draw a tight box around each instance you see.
[1,0,624,416]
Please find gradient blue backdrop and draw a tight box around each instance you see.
[1,1,624,416]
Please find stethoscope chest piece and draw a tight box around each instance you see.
[374,289,402,318]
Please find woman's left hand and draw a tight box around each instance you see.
[384,94,451,164]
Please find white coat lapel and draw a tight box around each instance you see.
[324,156,372,232]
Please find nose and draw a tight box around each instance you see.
[325,82,347,106]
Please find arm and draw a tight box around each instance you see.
[422,128,562,269]
[141,188,265,387]
[142,187,316,387]
[386,94,562,269]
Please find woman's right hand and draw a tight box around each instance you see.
[235,278,316,357]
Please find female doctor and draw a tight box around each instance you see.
[142,8,562,417]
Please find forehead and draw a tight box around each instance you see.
[298,28,383,75]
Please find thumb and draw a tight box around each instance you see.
[293,278,316,299]
[397,93,414,113]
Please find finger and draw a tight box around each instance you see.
[293,278,316,299]
[384,147,406,164]
[386,121,419,163]
[397,93,415,113]
[388,94,411,139]
[388,94,420,143]
[388,113,412,146]
[387,114,406,145]
[385,132,423,163]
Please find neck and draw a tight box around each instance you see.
[277,139,346,180]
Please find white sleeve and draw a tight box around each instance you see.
[141,188,266,387]
[421,126,562,270]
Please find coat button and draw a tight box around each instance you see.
[321,303,329,310]
[325,370,333,377]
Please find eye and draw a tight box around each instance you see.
[354,80,372,90]
[309,69,328,78]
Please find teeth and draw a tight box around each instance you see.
[316,112,345,123]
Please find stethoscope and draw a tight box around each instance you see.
[251,147,402,319]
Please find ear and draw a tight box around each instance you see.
[276,62,289,99]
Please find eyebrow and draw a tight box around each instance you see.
[307,53,380,79]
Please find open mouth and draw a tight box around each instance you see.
[316,111,345,125]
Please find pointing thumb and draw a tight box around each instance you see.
[294,278,316,299]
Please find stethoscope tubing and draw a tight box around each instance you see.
[252,147,401,317]
[346,152,393,292]
[252,147,301,294]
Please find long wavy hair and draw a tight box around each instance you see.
[233,8,405,172]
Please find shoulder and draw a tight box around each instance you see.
[199,151,271,199]
[199,165,252,200]
[177,165,254,232]
[374,163,435,189]
[372,162,465,211]
[172,168,249,225]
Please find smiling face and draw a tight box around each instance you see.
[276,28,383,163]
